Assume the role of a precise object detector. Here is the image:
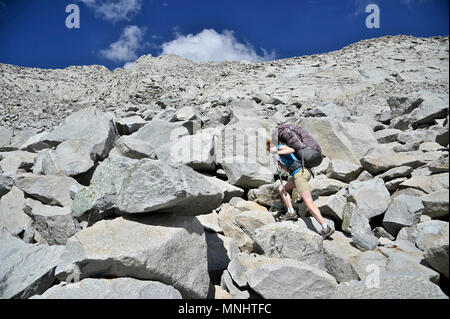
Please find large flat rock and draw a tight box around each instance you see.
[55,215,210,299]
[0,230,65,299]
[31,278,182,299]
[333,276,447,299]
[41,107,118,160]
[72,156,224,220]
[14,174,81,207]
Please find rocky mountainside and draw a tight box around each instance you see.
[0,35,449,299]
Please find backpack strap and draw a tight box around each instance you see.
[287,126,305,173]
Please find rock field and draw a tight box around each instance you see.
[0,35,448,299]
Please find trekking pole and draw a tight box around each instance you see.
[272,153,288,197]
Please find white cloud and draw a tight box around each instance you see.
[79,0,142,23]
[100,25,146,63]
[160,29,275,63]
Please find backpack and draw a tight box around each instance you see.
[275,124,323,169]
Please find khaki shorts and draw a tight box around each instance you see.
[288,168,312,193]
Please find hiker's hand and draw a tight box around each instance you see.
[270,147,278,154]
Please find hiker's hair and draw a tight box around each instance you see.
[266,138,272,152]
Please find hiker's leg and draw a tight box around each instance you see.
[293,169,325,224]
[299,189,325,225]
[278,180,295,211]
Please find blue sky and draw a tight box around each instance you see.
[0,0,448,70]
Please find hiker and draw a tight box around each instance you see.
[267,124,334,239]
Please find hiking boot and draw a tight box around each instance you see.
[279,211,298,221]
[320,225,335,239]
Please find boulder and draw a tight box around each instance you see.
[205,232,240,282]
[246,256,338,299]
[323,231,386,283]
[52,139,95,177]
[377,166,413,181]
[419,141,446,153]
[397,220,448,248]
[0,186,32,236]
[392,142,418,153]
[217,203,268,252]
[348,178,390,219]
[9,129,37,150]
[397,130,438,144]
[14,174,81,207]
[334,276,448,299]
[247,181,281,207]
[171,106,200,122]
[0,230,65,299]
[33,149,59,175]
[392,187,428,199]
[72,156,224,221]
[309,177,348,197]
[0,151,36,174]
[23,198,81,245]
[233,200,268,213]
[342,203,378,251]
[220,270,250,299]
[41,107,118,160]
[115,116,147,135]
[436,126,449,147]
[374,129,402,144]
[130,119,198,146]
[423,224,449,278]
[361,147,431,175]
[31,278,182,299]
[314,193,347,221]
[356,170,373,181]
[214,126,273,181]
[413,221,449,253]
[326,159,363,183]
[399,173,449,194]
[0,173,13,198]
[204,175,244,203]
[379,240,440,283]
[227,252,266,288]
[221,159,274,188]
[227,252,337,299]
[253,221,325,269]
[386,177,408,192]
[303,103,350,119]
[409,94,449,128]
[410,166,432,177]
[113,136,157,159]
[312,157,331,176]
[233,210,275,239]
[19,132,51,153]
[55,215,210,299]
[214,285,233,299]
[341,202,356,234]
[427,155,449,174]
[298,118,378,164]
[0,127,13,150]
[372,227,395,241]
[158,131,215,171]
[421,190,449,218]
[196,211,222,233]
[383,195,424,236]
